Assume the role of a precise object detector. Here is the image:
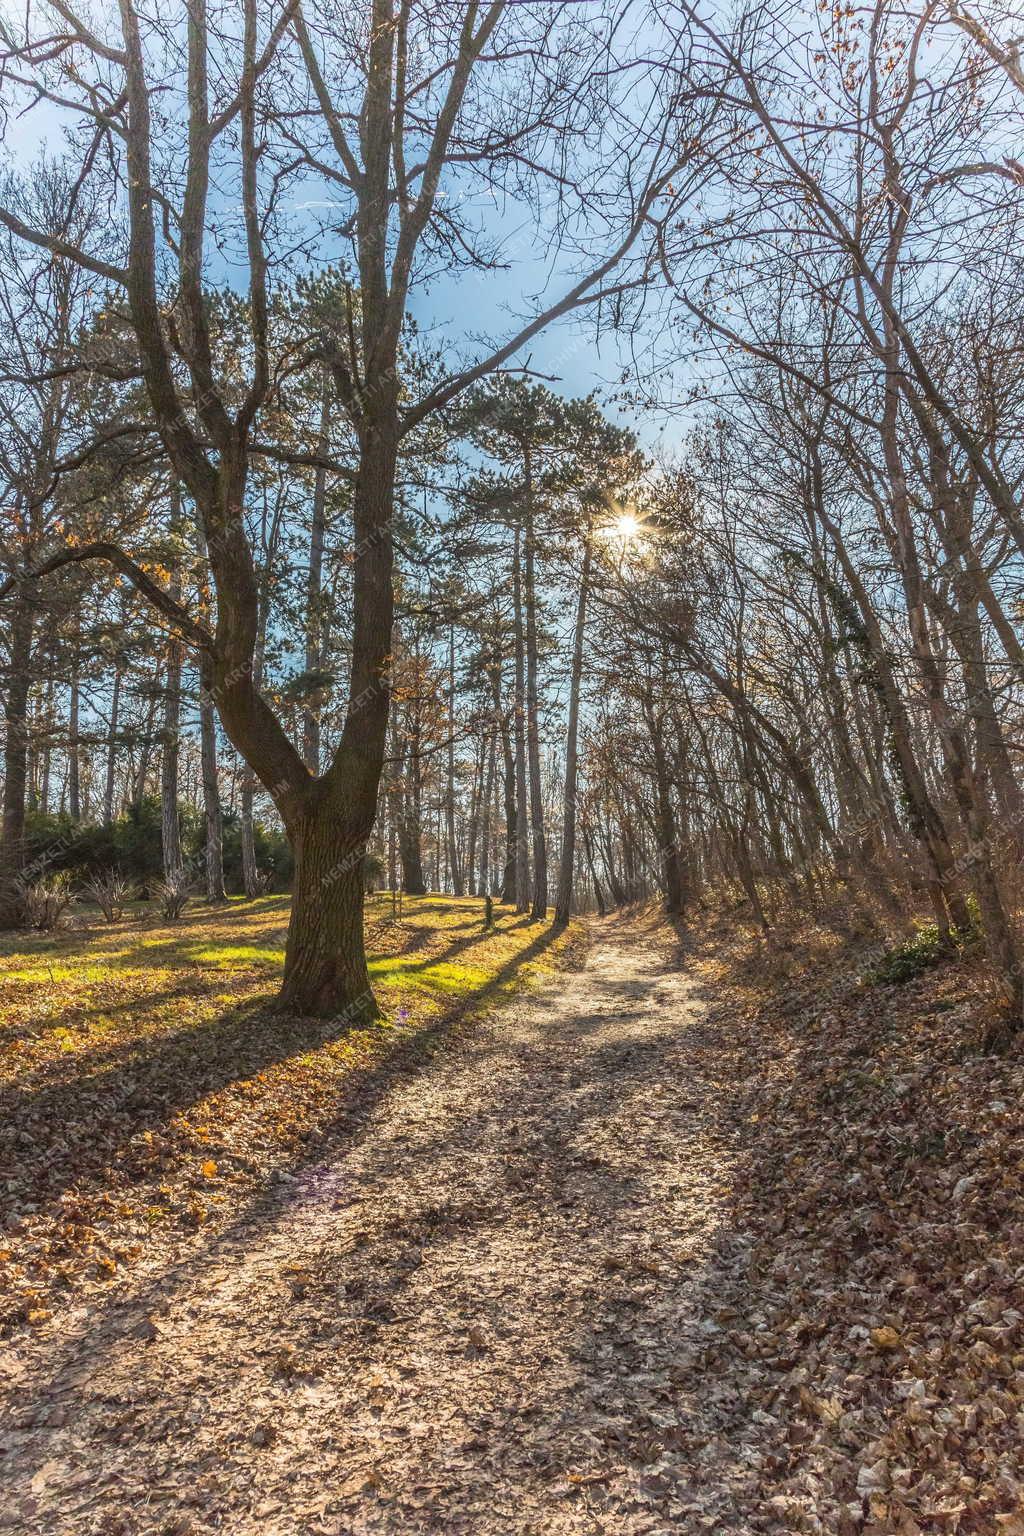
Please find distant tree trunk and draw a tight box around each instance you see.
[103,661,122,826]
[487,657,517,904]
[465,725,487,897]
[398,699,427,894]
[523,448,547,920]
[646,703,685,917]
[160,572,184,883]
[583,823,606,915]
[602,818,628,907]
[555,520,591,925]
[67,622,81,823]
[478,726,496,897]
[133,671,159,806]
[303,377,330,774]
[446,624,464,896]
[39,665,53,814]
[1,585,35,874]
[199,656,227,901]
[512,523,530,912]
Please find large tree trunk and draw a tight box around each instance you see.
[302,378,330,774]
[279,793,373,1017]
[271,416,397,1017]
[555,523,591,925]
[523,451,547,920]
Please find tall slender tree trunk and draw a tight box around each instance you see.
[523,451,547,919]
[512,523,530,912]
[67,621,81,823]
[555,521,591,925]
[160,572,184,883]
[479,724,496,897]
[465,726,487,897]
[103,662,122,826]
[1,587,34,875]
[445,624,464,896]
[39,665,53,815]
[583,823,606,915]
[199,656,227,901]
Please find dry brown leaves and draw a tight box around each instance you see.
[686,910,1024,1534]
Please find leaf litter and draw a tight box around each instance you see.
[0,903,1020,1534]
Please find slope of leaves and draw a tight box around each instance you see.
[685,908,1024,1535]
[0,895,582,1339]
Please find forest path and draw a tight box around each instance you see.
[2,913,780,1535]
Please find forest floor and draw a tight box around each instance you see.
[1,900,1023,1534]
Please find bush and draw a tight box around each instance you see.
[867,923,947,985]
[222,814,293,892]
[152,871,195,921]
[1,872,74,931]
[80,869,138,923]
[867,904,980,986]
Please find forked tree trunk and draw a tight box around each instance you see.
[270,418,398,1017]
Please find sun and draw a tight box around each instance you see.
[611,510,642,543]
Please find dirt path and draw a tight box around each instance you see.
[1,915,781,1535]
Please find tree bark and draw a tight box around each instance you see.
[303,375,330,774]
[445,624,464,895]
[512,522,530,912]
[555,522,591,924]
[523,447,547,919]
[1,587,35,874]
[160,568,184,882]
[199,656,227,901]
[103,661,122,827]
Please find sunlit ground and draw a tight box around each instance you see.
[0,893,581,1332]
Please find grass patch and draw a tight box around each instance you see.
[865,901,981,987]
[0,893,583,1335]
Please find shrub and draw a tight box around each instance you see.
[152,871,195,920]
[1,872,75,931]
[80,869,138,923]
[222,814,293,892]
[866,905,980,986]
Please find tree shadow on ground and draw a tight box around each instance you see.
[2,927,787,1535]
[0,921,565,1298]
